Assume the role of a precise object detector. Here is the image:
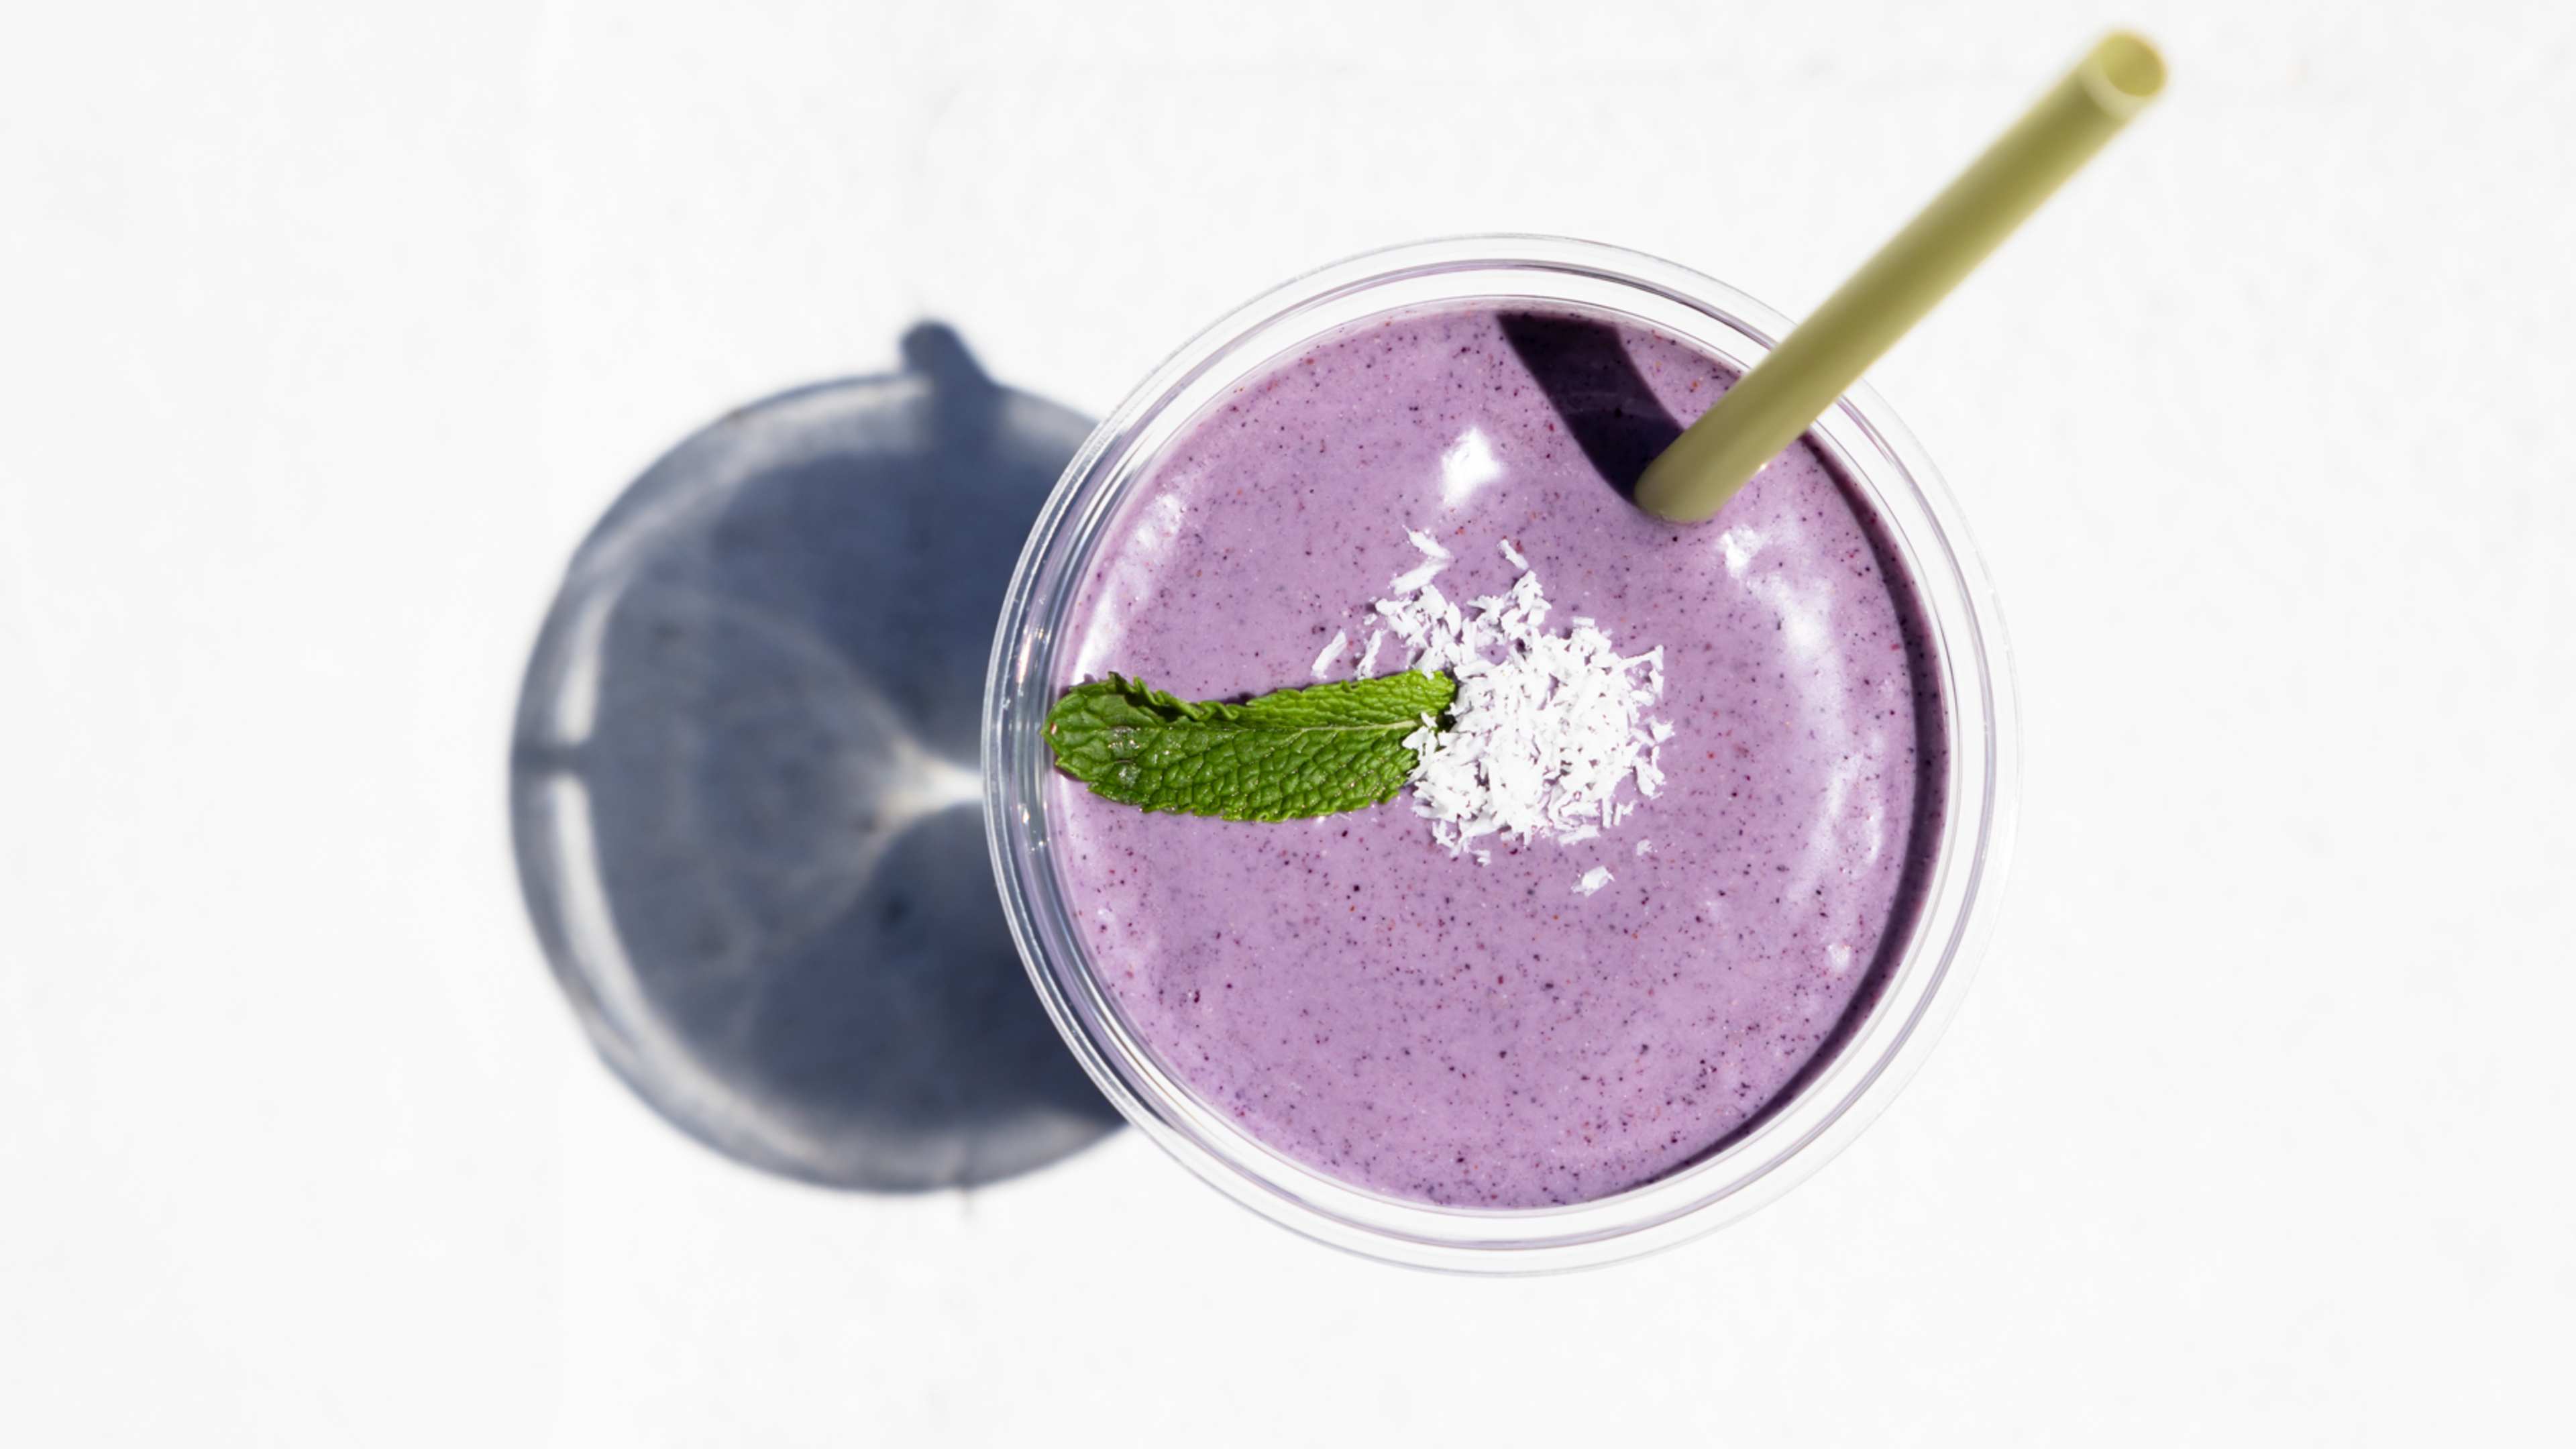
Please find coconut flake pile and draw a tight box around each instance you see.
[1364,529,1672,866]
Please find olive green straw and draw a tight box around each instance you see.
[1635,32,2167,523]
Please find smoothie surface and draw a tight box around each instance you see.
[1050,302,1943,1207]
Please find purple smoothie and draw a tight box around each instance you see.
[1049,302,1943,1208]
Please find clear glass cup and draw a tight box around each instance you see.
[982,235,2019,1272]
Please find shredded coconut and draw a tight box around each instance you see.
[1369,527,1672,872]
[1405,526,1452,561]
[1388,556,1448,594]
[1311,629,1348,679]
[1356,629,1386,678]
[1574,866,1614,896]
[1498,537,1529,571]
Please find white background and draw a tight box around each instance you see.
[6,1,2572,1442]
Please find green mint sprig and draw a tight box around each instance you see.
[1043,670,1456,821]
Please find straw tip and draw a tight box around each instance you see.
[2084,32,2167,115]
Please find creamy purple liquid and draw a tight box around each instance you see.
[1049,303,1943,1207]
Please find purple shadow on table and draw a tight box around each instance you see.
[509,326,1122,1191]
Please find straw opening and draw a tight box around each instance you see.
[2086,33,2167,113]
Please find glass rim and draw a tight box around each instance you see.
[982,234,2021,1273]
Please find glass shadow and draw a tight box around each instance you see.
[511,325,1122,1191]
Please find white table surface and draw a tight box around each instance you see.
[7,1,2572,1442]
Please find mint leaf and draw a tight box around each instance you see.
[1044,671,1456,821]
